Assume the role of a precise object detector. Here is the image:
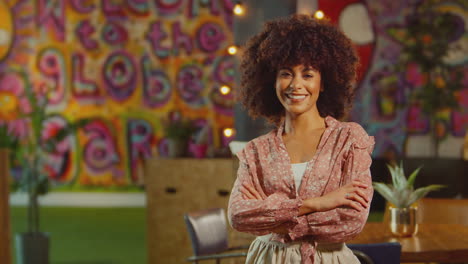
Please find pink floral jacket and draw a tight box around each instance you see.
[228,116,375,263]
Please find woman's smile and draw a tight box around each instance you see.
[276,64,322,117]
[285,93,309,102]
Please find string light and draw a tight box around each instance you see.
[223,128,234,138]
[233,3,245,16]
[314,10,325,20]
[227,45,238,55]
[219,85,231,95]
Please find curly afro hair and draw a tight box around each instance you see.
[238,14,359,125]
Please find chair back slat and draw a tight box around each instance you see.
[185,208,229,256]
[348,242,401,264]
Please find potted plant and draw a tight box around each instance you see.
[188,124,210,158]
[5,71,89,264]
[373,162,445,237]
[163,111,195,158]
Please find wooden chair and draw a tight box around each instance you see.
[350,249,375,264]
[184,208,249,263]
[348,242,401,264]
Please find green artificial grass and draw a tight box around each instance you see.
[11,207,147,264]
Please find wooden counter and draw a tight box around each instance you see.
[145,158,251,264]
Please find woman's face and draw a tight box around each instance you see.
[275,64,322,117]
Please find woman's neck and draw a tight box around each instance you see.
[284,112,326,135]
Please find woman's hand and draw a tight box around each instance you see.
[240,183,289,234]
[301,180,369,215]
[240,183,264,200]
[242,180,369,215]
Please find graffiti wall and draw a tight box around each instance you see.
[0,0,236,189]
[1,0,467,189]
[318,0,467,158]
[362,0,467,157]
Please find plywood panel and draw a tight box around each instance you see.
[145,158,253,264]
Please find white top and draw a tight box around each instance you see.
[255,162,309,243]
[229,141,248,155]
[291,162,308,193]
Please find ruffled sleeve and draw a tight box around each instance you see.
[228,143,303,236]
[288,123,375,243]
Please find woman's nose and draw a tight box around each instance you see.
[288,79,303,90]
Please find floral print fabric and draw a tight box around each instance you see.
[228,116,375,263]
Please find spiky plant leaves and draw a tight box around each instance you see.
[373,182,399,206]
[406,166,422,188]
[406,185,445,207]
[373,162,445,208]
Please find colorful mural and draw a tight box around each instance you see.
[0,0,236,189]
[1,0,467,188]
[319,0,468,157]
[351,0,468,157]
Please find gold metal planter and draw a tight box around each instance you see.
[389,206,418,237]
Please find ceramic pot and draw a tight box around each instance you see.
[167,139,187,158]
[389,206,418,237]
[15,232,49,264]
[188,142,208,158]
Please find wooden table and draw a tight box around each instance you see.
[349,222,468,263]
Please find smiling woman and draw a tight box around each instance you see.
[228,14,374,264]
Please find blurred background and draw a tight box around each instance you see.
[0,0,466,263]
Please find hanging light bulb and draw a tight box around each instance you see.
[227,45,238,55]
[223,128,234,138]
[314,10,325,20]
[233,3,245,16]
[219,85,231,95]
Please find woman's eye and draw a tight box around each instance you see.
[304,74,314,78]
[280,72,291,77]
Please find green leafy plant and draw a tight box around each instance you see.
[389,1,465,155]
[13,78,90,233]
[192,124,209,145]
[162,111,196,157]
[164,119,195,141]
[163,111,195,141]
[373,162,445,208]
[400,8,464,118]
[0,125,18,150]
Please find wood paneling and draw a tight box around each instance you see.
[0,149,11,264]
[145,158,253,264]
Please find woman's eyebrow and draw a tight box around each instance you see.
[303,66,317,72]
